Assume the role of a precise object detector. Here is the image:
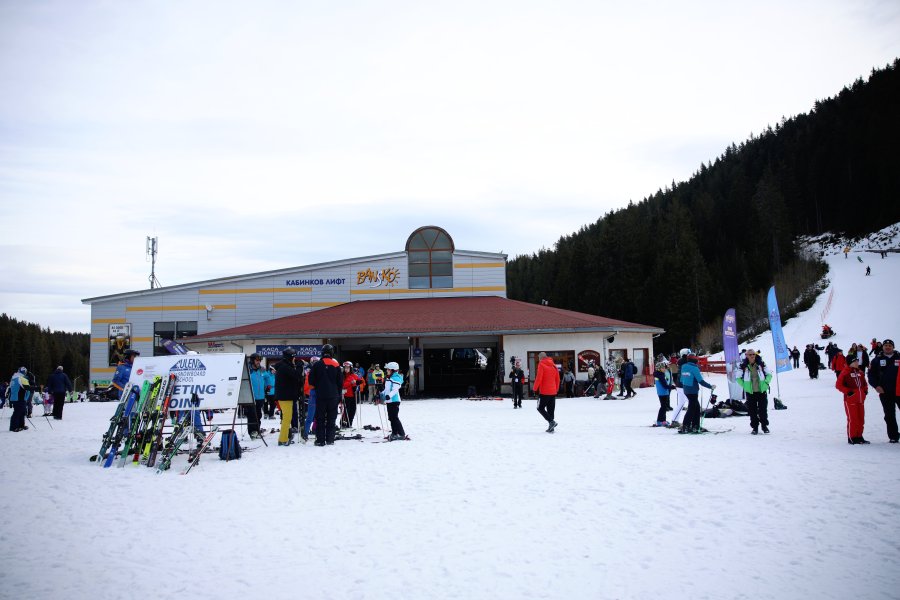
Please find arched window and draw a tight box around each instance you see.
[406,226,454,289]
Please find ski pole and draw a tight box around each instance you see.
[44,414,54,430]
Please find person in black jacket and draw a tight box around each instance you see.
[790,346,801,369]
[46,366,73,420]
[803,344,820,379]
[274,348,304,446]
[509,360,525,408]
[308,344,343,446]
[867,338,900,443]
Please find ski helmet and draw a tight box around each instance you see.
[124,349,141,358]
[342,361,353,369]
[282,348,297,359]
[321,344,335,357]
[385,361,400,371]
[679,348,691,357]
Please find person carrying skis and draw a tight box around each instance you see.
[509,359,525,408]
[678,354,714,434]
[340,361,364,428]
[736,349,773,435]
[308,344,342,446]
[867,338,900,443]
[378,361,406,440]
[532,352,560,433]
[653,362,676,426]
[837,354,869,444]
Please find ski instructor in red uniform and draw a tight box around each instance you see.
[533,352,561,433]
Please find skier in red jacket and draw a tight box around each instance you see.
[532,352,561,433]
[836,354,869,444]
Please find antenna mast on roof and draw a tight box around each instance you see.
[146,236,160,289]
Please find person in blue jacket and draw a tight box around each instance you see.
[378,361,406,441]
[620,358,637,398]
[246,354,266,438]
[110,349,140,400]
[263,366,276,419]
[653,362,676,426]
[679,354,714,433]
[9,367,32,431]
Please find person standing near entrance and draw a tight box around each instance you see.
[47,366,73,420]
[509,360,525,409]
[274,348,303,446]
[309,344,342,446]
[867,338,900,443]
[341,361,363,428]
[533,352,560,433]
[247,354,266,439]
[380,361,407,440]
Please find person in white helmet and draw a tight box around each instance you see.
[378,362,406,441]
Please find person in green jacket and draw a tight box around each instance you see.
[737,349,773,435]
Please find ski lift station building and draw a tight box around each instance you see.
[82,226,664,396]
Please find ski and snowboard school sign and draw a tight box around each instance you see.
[127,353,252,410]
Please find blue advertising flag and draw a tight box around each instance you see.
[767,287,793,373]
[723,308,743,400]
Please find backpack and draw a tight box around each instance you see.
[218,429,242,460]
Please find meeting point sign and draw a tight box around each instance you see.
[127,353,246,410]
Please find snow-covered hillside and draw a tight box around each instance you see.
[720,221,900,360]
[1,225,899,600]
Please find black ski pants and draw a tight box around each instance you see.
[52,392,66,419]
[807,364,818,379]
[341,396,357,428]
[244,402,261,434]
[265,395,276,418]
[511,383,524,407]
[622,378,635,397]
[315,394,340,443]
[747,391,769,429]
[537,394,556,423]
[657,395,669,423]
[9,400,26,431]
[386,402,405,437]
[878,392,900,442]
[683,393,700,432]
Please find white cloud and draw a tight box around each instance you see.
[1,0,898,331]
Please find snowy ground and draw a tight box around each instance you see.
[2,227,899,600]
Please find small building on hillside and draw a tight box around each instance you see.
[82,226,663,395]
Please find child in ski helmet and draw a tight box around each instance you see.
[380,361,406,441]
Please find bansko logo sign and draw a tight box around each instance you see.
[356,267,400,288]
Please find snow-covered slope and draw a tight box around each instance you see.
[1,225,899,600]
[717,221,900,360]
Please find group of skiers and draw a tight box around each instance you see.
[835,337,900,444]
[6,365,76,431]
[265,346,407,446]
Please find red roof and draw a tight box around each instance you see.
[189,296,663,340]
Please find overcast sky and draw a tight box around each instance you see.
[1,0,898,333]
